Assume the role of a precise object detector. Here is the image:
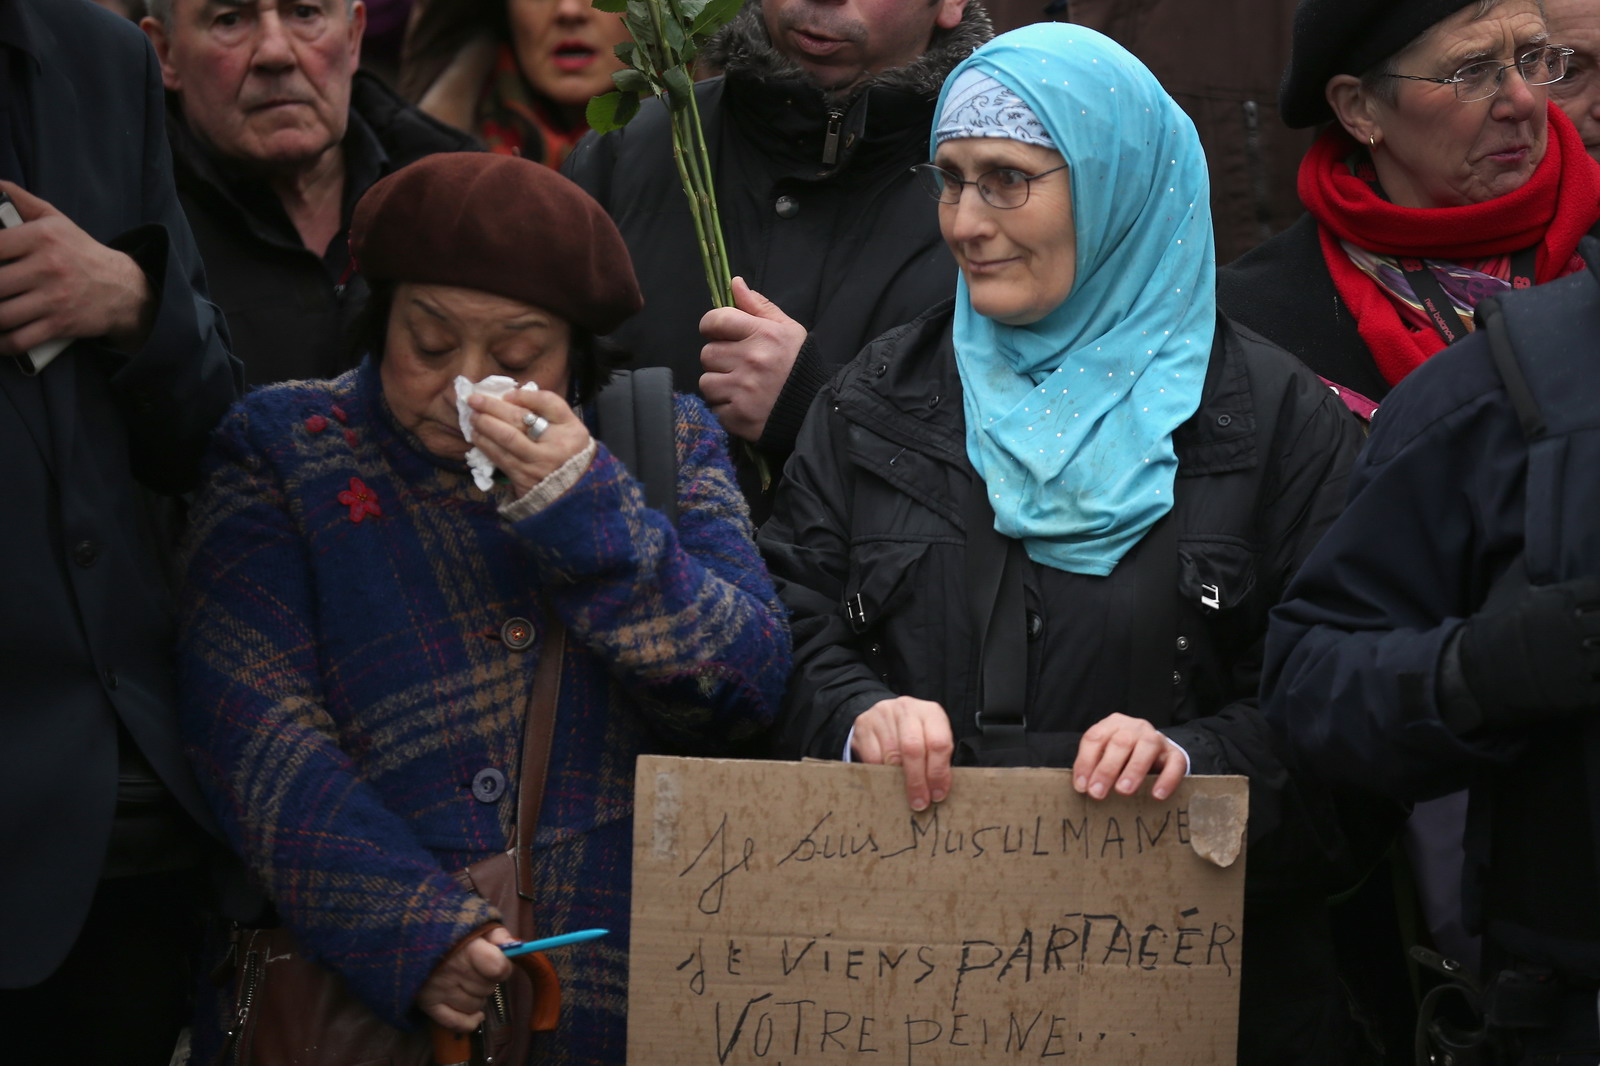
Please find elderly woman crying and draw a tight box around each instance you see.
[177,153,790,1065]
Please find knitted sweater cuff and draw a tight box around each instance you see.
[499,440,598,523]
[758,335,831,457]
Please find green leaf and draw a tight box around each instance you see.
[662,13,685,53]
[586,90,642,133]
[613,40,637,64]
[677,0,711,21]
[625,2,658,51]
[591,0,628,11]
[688,0,741,37]
[616,90,641,125]
[612,67,654,94]
[664,66,695,112]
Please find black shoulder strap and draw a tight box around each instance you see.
[1478,298,1547,442]
[594,367,679,524]
[963,481,1029,750]
[1478,237,1600,443]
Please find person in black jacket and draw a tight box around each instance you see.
[0,1,241,1061]
[565,0,991,522]
[1263,247,1600,1063]
[140,0,478,384]
[762,24,1381,1064]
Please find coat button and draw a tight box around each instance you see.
[500,617,535,651]
[72,539,101,568]
[1175,635,1190,652]
[103,667,118,690]
[471,768,507,803]
[1026,611,1043,641]
[775,195,799,219]
[1172,670,1182,686]
[926,394,941,409]
[874,364,888,377]
[1216,414,1232,427]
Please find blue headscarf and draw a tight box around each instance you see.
[935,25,1215,577]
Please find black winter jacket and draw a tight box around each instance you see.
[761,301,1390,1064]
[167,71,478,385]
[564,2,991,521]
[1217,215,1389,401]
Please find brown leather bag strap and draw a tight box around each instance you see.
[515,615,564,901]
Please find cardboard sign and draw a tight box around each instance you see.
[628,757,1248,1064]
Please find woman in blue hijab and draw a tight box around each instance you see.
[761,23,1385,1065]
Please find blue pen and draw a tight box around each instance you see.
[501,928,610,957]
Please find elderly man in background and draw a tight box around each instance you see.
[1547,0,1600,159]
[0,1,240,1062]
[565,0,992,523]
[141,0,475,384]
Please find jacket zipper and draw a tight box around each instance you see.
[479,982,508,1063]
[822,108,844,166]
[231,943,264,1066]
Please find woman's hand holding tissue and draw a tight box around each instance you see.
[466,385,592,499]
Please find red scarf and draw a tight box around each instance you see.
[474,44,588,169]
[1298,103,1600,386]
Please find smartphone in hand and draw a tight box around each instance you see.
[0,190,71,375]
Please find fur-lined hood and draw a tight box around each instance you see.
[705,1,993,104]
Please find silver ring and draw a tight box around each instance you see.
[523,413,550,441]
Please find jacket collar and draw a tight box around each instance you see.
[165,70,472,257]
[1172,316,1258,477]
[0,0,38,72]
[707,4,991,176]
[707,1,993,106]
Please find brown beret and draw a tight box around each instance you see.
[350,153,643,335]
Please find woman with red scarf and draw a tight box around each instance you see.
[1220,0,1600,416]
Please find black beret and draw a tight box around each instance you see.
[350,153,644,335]
[1280,0,1482,128]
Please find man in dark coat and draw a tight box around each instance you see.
[141,0,477,385]
[565,0,992,522]
[0,1,241,1061]
[1264,248,1600,1062]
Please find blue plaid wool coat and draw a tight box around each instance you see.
[177,358,790,1063]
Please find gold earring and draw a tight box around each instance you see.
[1369,134,1377,148]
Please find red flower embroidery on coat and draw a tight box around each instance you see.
[337,477,382,523]
[344,429,359,448]
[330,404,349,424]
[305,414,328,433]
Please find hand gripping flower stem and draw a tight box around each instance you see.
[587,0,770,485]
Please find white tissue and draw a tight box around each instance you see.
[454,374,539,491]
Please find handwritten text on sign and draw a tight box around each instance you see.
[628,757,1247,1065]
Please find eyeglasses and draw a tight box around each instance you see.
[910,161,1069,209]
[1384,44,1574,102]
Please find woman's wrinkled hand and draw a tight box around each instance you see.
[416,925,516,1034]
[467,387,592,499]
[851,696,954,812]
[1072,713,1187,802]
